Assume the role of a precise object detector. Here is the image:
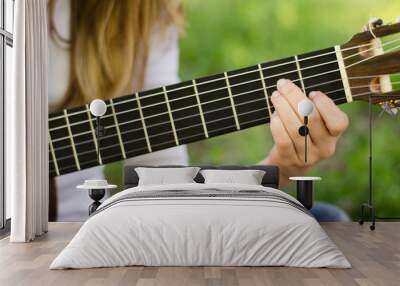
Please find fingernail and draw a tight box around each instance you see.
[271,91,280,98]
[277,79,289,91]
[309,91,317,99]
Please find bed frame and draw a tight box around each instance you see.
[123,165,280,189]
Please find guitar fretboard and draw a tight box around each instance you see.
[48,46,350,177]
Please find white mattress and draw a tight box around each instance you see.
[50,183,350,269]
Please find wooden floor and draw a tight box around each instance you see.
[0,222,399,286]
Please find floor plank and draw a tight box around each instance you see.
[0,222,399,286]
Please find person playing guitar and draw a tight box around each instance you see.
[49,0,400,222]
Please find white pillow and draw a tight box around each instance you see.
[200,169,266,185]
[135,167,200,186]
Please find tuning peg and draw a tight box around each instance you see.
[363,17,383,31]
[368,17,383,27]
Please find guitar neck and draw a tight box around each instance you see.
[48,45,351,177]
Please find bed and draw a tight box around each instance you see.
[50,165,350,269]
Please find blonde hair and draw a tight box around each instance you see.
[49,0,184,110]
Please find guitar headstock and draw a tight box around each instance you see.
[341,18,400,114]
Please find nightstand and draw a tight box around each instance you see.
[289,177,321,210]
[77,180,117,215]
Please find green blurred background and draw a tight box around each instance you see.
[106,0,400,220]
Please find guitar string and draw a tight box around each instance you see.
[51,87,400,171]
[49,47,400,145]
[345,74,399,80]
[107,40,392,107]
[48,37,400,122]
[50,77,400,151]
[50,80,400,161]
[49,41,400,166]
[48,40,400,134]
[49,38,400,124]
[50,33,400,148]
[49,76,342,134]
[51,37,400,121]
[49,41,400,145]
[49,38,398,135]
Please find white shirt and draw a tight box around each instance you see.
[49,0,188,220]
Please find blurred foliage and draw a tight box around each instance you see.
[106,0,400,219]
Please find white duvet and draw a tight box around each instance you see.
[50,183,351,269]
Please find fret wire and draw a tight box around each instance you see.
[106,37,393,105]
[52,57,337,127]
[139,80,379,142]
[57,98,276,158]
[155,85,400,150]
[85,104,102,165]
[58,104,271,160]
[53,73,341,144]
[224,72,240,130]
[48,55,363,135]
[107,59,334,114]
[294,55,306,94]
[48,131,60,176]
[56,114,268,167]
[51,38,400,171]
[48,37,400,132]
[55,85,381,167]
[51,38,400,175]
[122,60,327,109]
[48,69,334,134]
[53,79,361,156]
[133,56,332,105]
[335,45,353,103]
[163,87,179,145]
[258,64,272,118]
[49,38,393,122]
[50,76,347,146]
[136,93,152,152]
[56,115,271,171]
[109,98,127,159]
[52,82,258,137]
[193,79,209,138]
[54,95,266,153]
[63,109,81,170]
[49,39,400,124]
[53,85,380,164]
[49,38,400,144]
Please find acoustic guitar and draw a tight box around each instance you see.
[48,20,400,178]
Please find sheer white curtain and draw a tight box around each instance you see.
[8,0,48,242]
